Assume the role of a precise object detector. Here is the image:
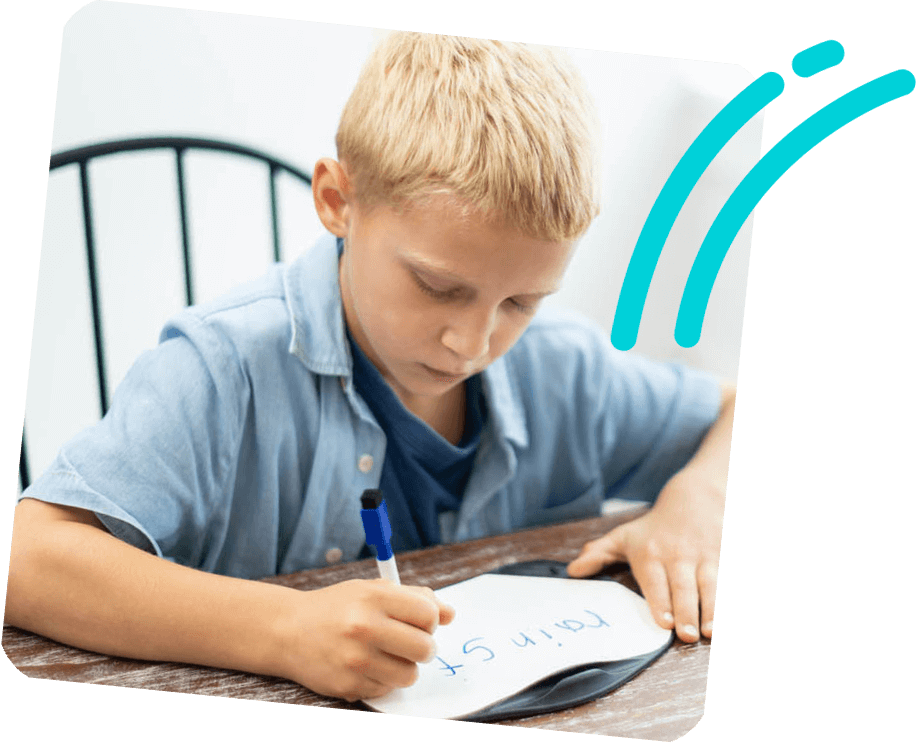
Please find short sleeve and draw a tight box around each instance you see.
[19,314,249,567]
[593,340,722,502]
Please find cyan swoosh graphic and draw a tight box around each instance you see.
[675,68,915,348]
[611,72,785,351]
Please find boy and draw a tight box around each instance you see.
[6,33,734,703]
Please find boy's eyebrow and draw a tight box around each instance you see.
[402,254,560,298]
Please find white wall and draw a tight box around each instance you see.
[23,1,761,484]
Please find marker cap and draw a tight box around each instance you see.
[360,488,394,562]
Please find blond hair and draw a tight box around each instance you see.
[335,32,600,241]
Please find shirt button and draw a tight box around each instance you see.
[325,547,343,564]
[358,454,374,473]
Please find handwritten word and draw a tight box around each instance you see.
[435,608,611,677]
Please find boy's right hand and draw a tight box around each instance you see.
[278,579,455,701]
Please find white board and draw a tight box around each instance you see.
[363,573,672,719]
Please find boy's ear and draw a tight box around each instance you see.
[312,158,353,238]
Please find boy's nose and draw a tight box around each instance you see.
[440,309,494,362]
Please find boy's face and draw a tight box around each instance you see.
[337,196,576,409]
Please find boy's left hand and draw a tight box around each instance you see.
[566,471,724,643]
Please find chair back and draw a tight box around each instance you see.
[20,137,313,491]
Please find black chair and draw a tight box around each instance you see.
[19,136,313,491]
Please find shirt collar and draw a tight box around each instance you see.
[282,231,528,448]
[283,232,352,377]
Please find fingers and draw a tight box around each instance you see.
[385,584,454,633]
[352,583,453,666]
[635,558,716,642]
[326,583,448,700]
[346,645,422,690]
[437,597,457,625]
[353,679,392,702]
[566,531,625,578]
[301,580,456,701]
[570,530,702,641]
[669,561,700,642]
[326,650,401,701]
[628,554,674,631]
[697,561,717,637]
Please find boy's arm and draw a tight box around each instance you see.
[6,498,454,701]
[567,383,735,642]
[670,382,735,491]
[7,500,295,679]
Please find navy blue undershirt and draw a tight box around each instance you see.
[340,240,487,553]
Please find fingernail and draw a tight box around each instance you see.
[702,621,713,635]
[662,612,674,624]
[682,624,698,638]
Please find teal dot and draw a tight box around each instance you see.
[793,41,845,78]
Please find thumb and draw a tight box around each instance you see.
[437,597,456,625]
[566,529,627,578]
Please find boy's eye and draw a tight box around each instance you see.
[412,270,538,314]
[508,298,537,315]
[413,272,460,300]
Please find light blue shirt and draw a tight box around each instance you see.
[21,232,722,579]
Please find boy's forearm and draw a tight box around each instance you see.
[672,383,736,498]
[6,501,293,680]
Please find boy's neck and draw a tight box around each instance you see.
[400,382,467,445]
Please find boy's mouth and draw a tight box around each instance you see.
[420,363,469,381]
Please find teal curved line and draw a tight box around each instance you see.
[611,72,784,351]
[675,69,916,348]
[793,40,845,78]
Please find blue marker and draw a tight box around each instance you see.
[359,489,401,584]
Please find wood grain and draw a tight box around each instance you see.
[3,504,709,740]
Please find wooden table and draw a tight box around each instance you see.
[2,505,709,740]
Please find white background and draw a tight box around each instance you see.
[23,2,758,483]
